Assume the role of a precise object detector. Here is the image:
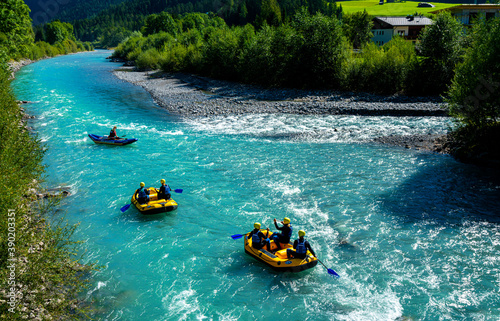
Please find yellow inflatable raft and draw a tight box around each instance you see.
[244,230,318,272]
[131,187,178,215]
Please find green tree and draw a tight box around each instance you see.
[447,17,500,128]
[410,12,464,95]
[291,9,349,88]
[342,10,373,49]
[0,0,34,59]
[243,23,299,86]
[45,20,76,45]
[100,26,132,48]
[142,12,179,36]
[256,0,282,27]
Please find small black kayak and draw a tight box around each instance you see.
[88,134,138,146]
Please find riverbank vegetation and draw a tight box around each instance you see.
[1,0,96,319]
[111,10,458,95]
[445,17,500,166]
[1,0,93,63]
[111,9,499,166]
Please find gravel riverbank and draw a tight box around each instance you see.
[113,67,450,152]
[7,59,34,79]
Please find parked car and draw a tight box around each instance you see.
[418,2,435,7]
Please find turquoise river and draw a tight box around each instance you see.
[12,51,500,320]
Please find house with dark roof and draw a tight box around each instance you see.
[429,4,500,25]
[371,16,433,46]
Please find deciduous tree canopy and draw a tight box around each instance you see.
[447,17,500,128]
[0,0,34,59]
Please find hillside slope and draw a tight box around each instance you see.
[24,0,129,24]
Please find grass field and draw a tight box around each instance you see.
[338,0,458,16]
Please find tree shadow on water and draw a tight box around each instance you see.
[379,161,500,226]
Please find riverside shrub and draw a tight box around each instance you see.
[447,17,500,128]
[136,48,162,70]
[406,12,464,96]
[201,27,242,80]
[290,10,349,88]
[344,37,416,94]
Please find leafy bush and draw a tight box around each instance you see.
[142,12,179,36]
[201,27,241,79]
[406,11,464,96]
[342,10,373,49]
[447,17,500,128]
[160,44,192,72]
[344,37,416,94]
[242,24,298,86]
[290,10,349,88]
[136,48,161,70]
[113,36,145,60]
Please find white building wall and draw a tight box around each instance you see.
[393,26,409,37]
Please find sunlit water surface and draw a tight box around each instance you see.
[12,51,500,320]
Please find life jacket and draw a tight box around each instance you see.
[296,239,306,254]
[109,129,116,137]
[163,184,171,194]
[252,229,262,244]
[137,187,147,199]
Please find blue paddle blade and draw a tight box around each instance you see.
[231,234,244,240]
[174,189,183,193]
[328,269,340,277]
[120,204,131,212]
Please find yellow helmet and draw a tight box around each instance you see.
[254,222,261,229]
[283,217,290,224]
[161,179,165,184]
[298,230,306,237]
[140,182,145,187]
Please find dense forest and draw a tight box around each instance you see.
[25,0,129,25]
[38,0,341,47]
[23,0,492,27]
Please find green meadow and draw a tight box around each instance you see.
[338,0,458,16]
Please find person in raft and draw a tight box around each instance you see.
[157,179,171,200]
[248,223,271,251]
[271,217,293,251]
[287,230,316,259]
[135,182,150,204]
[108,126,120,140]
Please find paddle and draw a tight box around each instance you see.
[231,234,246,240]
[121,190,138,212]
[231,227,269,240]
[317,258,340,277]
[120,204,131,212]
[154,188,183,194]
